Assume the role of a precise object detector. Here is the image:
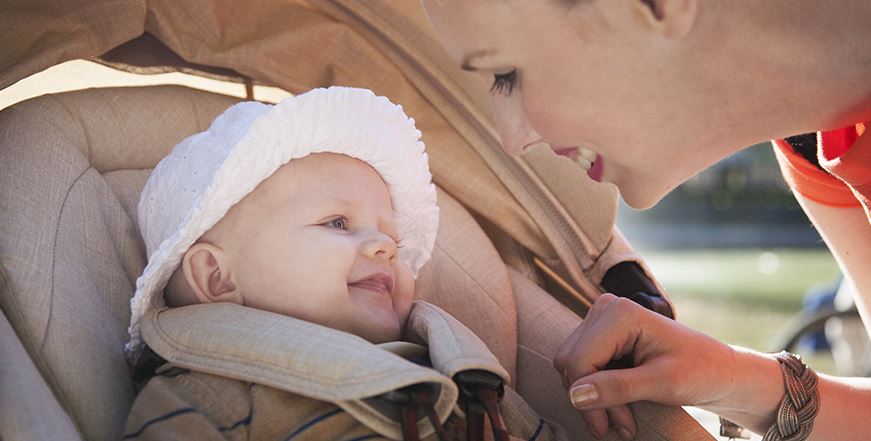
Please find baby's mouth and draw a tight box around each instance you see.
[349,273,394,296]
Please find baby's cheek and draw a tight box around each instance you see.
[393,265,415,325]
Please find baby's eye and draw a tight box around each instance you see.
[389,234,403,248]
[323,217,349,230]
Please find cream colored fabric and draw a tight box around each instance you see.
[0,308,81,441]
[131,301,560,440]
[511,268,713,440]
[141,302,473,439]
[416,188,518,381]
[0,86,239,441]
[0,0,146,91]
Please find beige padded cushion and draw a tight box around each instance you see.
[0,85,521,440]
[0,86,240,441]
[0,307,80,441]
[416,188,518,381]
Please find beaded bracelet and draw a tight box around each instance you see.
[719,351,820,441]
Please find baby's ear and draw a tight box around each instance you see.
[182,243,243,305]
[635,0,697,40]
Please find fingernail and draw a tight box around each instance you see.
[616,425,634,440]
[569,383,598,408]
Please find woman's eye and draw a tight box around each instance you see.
[490,69,517,96]
[323,217,348,230]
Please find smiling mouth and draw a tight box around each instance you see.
[349,273,394,296]
[553,146,603,182]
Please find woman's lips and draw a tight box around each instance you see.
[554,146,603,182]
[587,155,604,182]
[553,146,579,158]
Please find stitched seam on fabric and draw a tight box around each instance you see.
[218,405,252,432]
[515,345,556,393]
[14,165,91,437]
[413,303,508,382]
[528,418,545,441]
[416,302,472,360]
[516,345,553,364]
[122,407,199,439]
[632,405,669,441]
[282,407,343,441]
[49,95,95,163]
[41,166,91,354]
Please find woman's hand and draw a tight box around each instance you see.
[553,293,749,439]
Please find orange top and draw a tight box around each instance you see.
[774,122,871,222]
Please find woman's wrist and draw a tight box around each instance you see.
[699,345,784,434]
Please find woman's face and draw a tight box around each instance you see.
[423,0,724,209]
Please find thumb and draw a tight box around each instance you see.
[568,365,660,410]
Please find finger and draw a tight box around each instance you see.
[553,319,586,378]
[606,405,637,441]
[581,409,609,440]
[569,364,663,410]
[560,300,642,385]
[554,294,622,375]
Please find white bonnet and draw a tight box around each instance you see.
[127,87,439,361]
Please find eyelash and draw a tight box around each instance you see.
[321,216,403,247]
[490,69,517,96]
[323,216,349,230]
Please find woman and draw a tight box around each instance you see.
[422,0,871,440]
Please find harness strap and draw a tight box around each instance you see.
[412,385,454,441]
[455,370,509,441]
[387,384,456,441]
[477,388,509,441]
[400,399,421,441]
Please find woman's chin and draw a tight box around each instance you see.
[619,183,669,210]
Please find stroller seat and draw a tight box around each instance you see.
[0,85,710,440]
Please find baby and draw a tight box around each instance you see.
[123,87,565,441]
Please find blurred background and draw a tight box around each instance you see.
[620,144,828,354]
[617,145,871,438]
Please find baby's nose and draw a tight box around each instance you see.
[361,230,397,262]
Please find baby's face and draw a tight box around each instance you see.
[208,153,414,343]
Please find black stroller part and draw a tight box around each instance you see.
[601,261,675,319]
[599,262,675,371]
[131,346,168,384]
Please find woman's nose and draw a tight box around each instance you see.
[491,91,543,156]
[361,230,398,263]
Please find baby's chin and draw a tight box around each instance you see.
[357,317,404,344]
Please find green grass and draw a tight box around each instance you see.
[641,249,842,374]
[642,249,841,310]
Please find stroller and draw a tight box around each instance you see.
[0,1,710,440]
